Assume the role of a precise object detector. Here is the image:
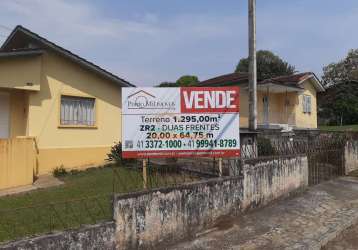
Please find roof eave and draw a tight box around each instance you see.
[299,74,325,92]
[0,49,44,58]
[2,25,134,87]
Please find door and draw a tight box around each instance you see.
[263,95,269,125]
[0,92,10,138]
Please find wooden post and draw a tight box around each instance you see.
[143,159,148,189]
[218,158,223,177]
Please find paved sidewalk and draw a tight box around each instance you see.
[0,175,63,197]
[169,177,358,250]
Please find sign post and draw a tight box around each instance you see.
[122,86,240,161]
[143,159,148,189]
[218,158,223,177]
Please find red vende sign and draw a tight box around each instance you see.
[180,86,240,113]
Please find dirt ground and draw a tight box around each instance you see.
[323,223,358,250]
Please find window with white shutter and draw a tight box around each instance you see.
[60,96,96,126]
[302,95,312,114]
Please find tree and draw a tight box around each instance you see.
[235,50,295,80]
[157,75,199,87]
[318,81,358,125]
[322,49,358,87]
[157,81,178,87]
[175,75,199,86]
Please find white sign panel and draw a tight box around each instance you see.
[122,87,240,158]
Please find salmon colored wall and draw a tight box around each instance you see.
[26,51,122,173]
[0,56,42,91]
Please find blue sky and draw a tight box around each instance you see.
[0,0,357,86]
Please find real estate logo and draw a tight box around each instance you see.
[127,90,176,110]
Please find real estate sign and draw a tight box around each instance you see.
[122,87,240,158]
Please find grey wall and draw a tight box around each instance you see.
[242,156,308,210]
[113,155,308,249]
[113,177,244,250]
[0,222,115,250]
[345,140,358,174]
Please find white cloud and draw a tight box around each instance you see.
[1,0,358,85]
[0,0,248,85]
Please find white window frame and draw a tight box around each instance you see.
[60,95,96,127]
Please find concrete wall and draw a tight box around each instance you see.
[0,222,116,250]
[345,140,358,174]
[113,177,243,249]
[241,156,308,210]
[113,155,308,249]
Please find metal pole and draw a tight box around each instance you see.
[248,0,257,130]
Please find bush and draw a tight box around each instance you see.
[52,165,68,177]
[107,142,135,165]
[257,138,276,156]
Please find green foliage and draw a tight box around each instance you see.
[176,75,199,86]
[235,50,296,80]
[257,138,276,156]
[322,49,358,87]
[157,81,178,87]
[52,165,68,177]
[157,75,199,87]
[319,125,358,132]
[318,81,358,125]
[107,142,135,165]
[107,142,122,163]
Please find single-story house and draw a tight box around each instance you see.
[199,72,325,132]
[0,25,133,175]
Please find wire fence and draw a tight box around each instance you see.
[0,161,204,244]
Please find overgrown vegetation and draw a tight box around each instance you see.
[257,137,276,156]
[107,142,135,165]
[52,165,67,177]
[319,125,358,132]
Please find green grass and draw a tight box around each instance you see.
[0,165,196,243]
[319,124,358,132]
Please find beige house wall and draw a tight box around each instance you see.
[24,51,122,174]
[0,56,42,91]
[239,79,318,129]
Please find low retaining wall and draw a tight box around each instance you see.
[1,155,309,250]
[345,140,358,174]
[0,222,116,250]
[113,177,243,249]
[113,155,308,249]
[242,156,308,210]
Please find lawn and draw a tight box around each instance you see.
[320,124,358,132]
[0,164,197,243]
